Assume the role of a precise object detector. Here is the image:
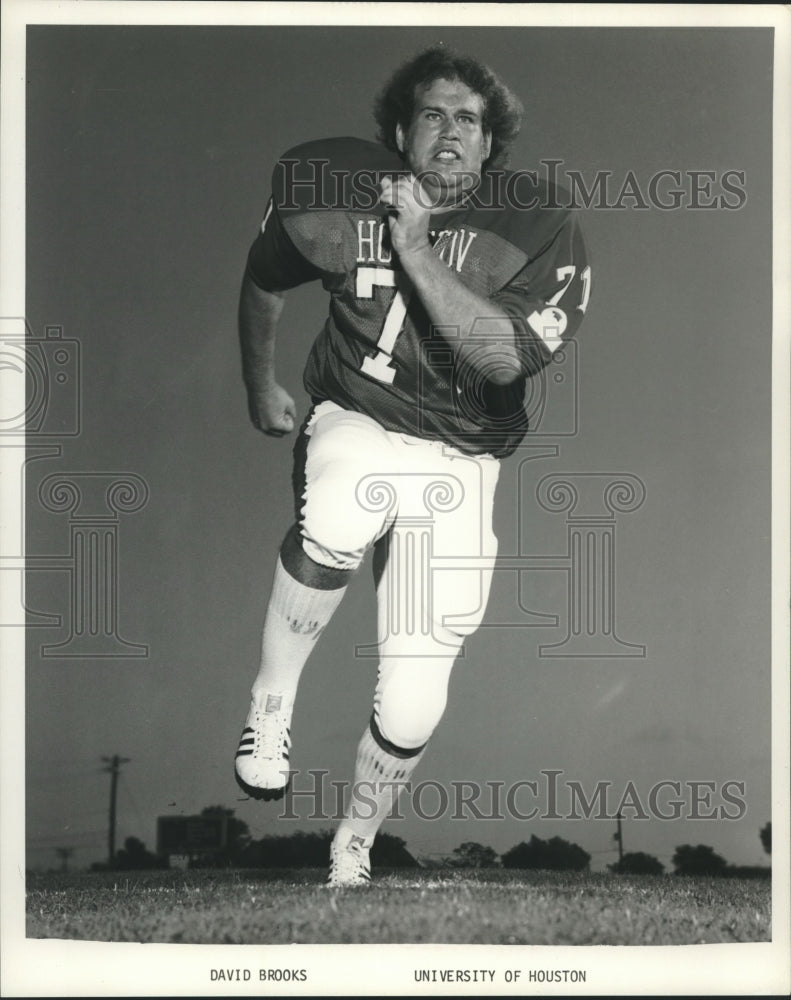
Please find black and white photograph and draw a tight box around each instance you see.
[1,2,789,996]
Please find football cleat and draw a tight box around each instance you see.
[234,694,292,801]
[328,830,373,887]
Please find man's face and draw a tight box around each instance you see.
[396,77,492,207]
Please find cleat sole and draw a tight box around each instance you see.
[234,769,292,801]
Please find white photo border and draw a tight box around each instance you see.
[1,2,789,997]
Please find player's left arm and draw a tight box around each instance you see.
[491,212,591,378]
[380,176,521,385]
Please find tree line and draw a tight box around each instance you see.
[101,808,772,878]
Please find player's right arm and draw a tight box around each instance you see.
[240,179,323,436]
[238,273,296,436]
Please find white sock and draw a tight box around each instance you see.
[336,718,426,845]
[250,557,346,714]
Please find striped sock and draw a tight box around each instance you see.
[337,716,426,844]
[250,557,346,713]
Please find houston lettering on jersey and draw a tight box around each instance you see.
[356,220,478,275]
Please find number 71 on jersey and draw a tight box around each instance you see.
[358,263,592,384]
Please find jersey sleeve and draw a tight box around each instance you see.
[491,213,591,378]
[245,196,323,293]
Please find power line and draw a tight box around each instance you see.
[27,839,104,852]
[26,767,104,782]
[28,806,109,822]
[27,829,105,844]
[25,760,103,782]
[119,771,147,832]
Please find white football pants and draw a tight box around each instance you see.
[292,401,500,749]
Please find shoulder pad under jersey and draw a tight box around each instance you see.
[467,169,577,259]
[272,136,406,215]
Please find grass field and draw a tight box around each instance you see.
[26,868,771,945]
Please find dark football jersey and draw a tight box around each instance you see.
[246,137,590,457]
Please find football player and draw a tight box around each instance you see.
[235,47,590,886]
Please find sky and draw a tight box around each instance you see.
[17,22,776,878]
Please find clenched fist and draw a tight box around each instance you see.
[378,175,434,258]
[247,382,297,437]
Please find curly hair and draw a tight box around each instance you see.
[374,46,523,169]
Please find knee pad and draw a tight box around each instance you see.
[373,641,462,750]
[295,409,396,570]
[299,471,383,569]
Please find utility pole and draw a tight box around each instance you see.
[102,754,130,867]
[614,812,624,864]
[55,847,73,872]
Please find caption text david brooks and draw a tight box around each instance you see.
[210,969,308,983]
